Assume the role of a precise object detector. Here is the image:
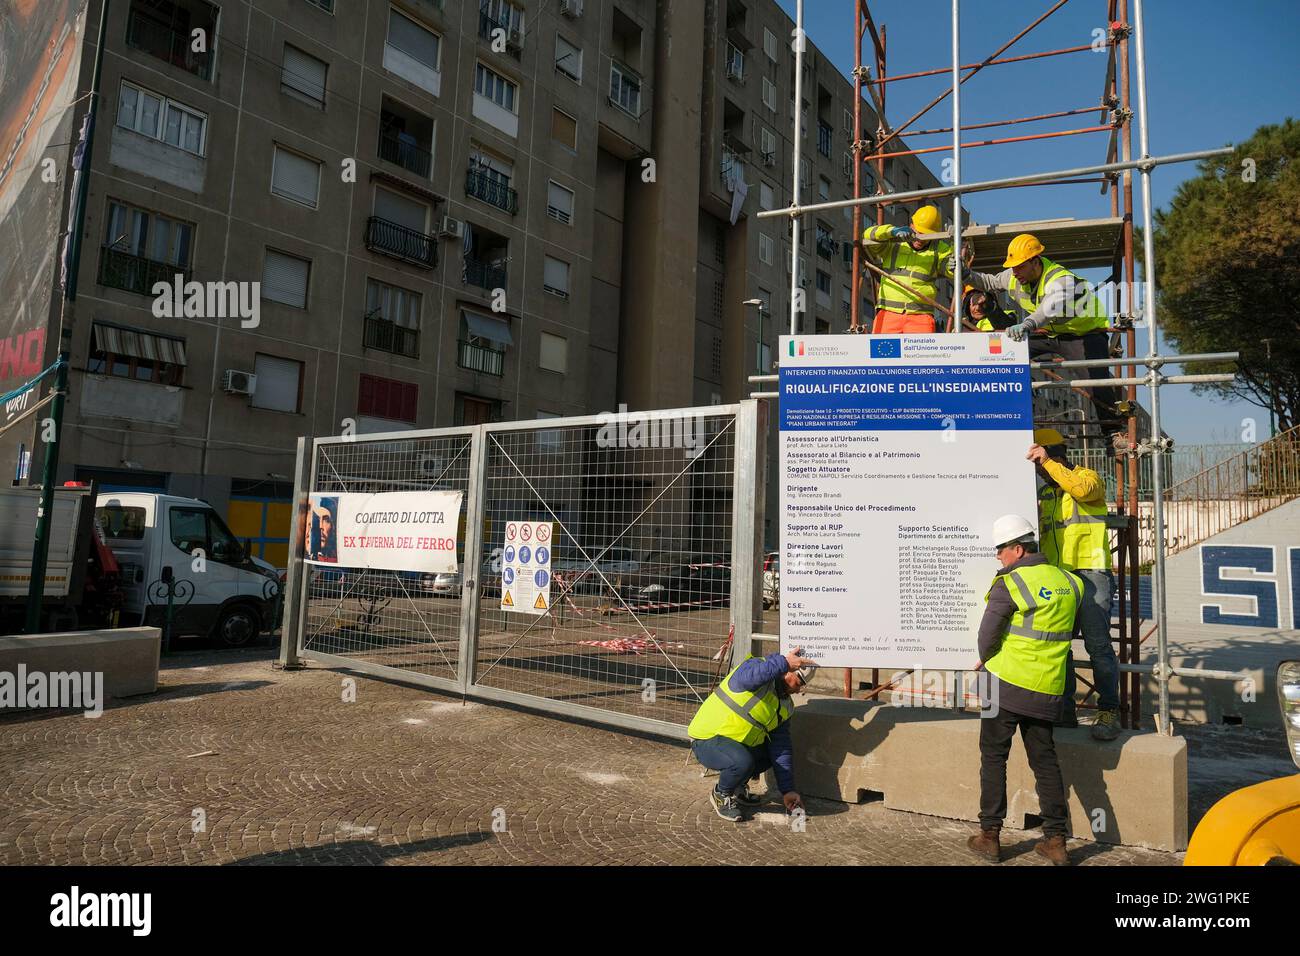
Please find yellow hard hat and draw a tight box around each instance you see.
[910,205,943,235]
[1033,428,1066,447]
[1004,233,1045,268]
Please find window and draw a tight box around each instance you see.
[124,0,219,81]
[725,42,744,81]
[482,0,525,35]
[546,181,574,224]
[304,0,333,12]
[358,373,418,423]
[760,126,776,159]
[763,27,779,61]
[543,256,569,298]
[117,80,207,155]
[384,7,442,96]
[551,108,577,149]
[373,186,429,233]
[818,176,830,201]
[759,233,773,265]
[474,62,518,111]
[99,201,193,295]
[539,331,567,373]
[760,181,775,210]
[262,249,311,308]
[251,353,303,413]
[96,505,147,540]
[364,278,421,358]
[271,145,322,207]
[555,35,582,82]
[467,146,517,213]
[761,76,776,112]
[609,61,641,116]
[816,269,831,294]
[281,44,328,107]
[86,322,186,385]
[170,507,245,565]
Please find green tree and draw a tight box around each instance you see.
[1151,119,1300,433]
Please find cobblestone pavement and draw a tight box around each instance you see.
[0,650,1210,866]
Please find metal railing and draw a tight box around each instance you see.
[363,315,420,359]
[364,217,437,269]
[463,256,507,291]
[98,247,189,296]
[458,339,505,376]
[125,8,213,80]
[378,131,433,179]
[465,168,518,214]
[1161,424,1300,555]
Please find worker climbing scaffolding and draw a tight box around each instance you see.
[859,204,955,334]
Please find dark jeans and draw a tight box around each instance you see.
[1063,569,1121,716]
[1030,331,1124,438]
[692,736,771,794]
[979,708,1070,837]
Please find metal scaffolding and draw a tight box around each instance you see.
[760,0,1241,735]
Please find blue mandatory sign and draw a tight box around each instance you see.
[534,569,550,588]
[518,545,532,564]
[535,546,550,565]
[503,567,515,585]
[504,546,516,563]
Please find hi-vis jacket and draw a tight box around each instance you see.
[862,225,954,315]
[965,255,1108,336]
[688,652,796,793]
[1038,458,1112,572]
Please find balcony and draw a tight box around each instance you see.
[364,315,420,359]
[458,340,505,376]
[463,256,507,291]
[465,168,518,215]
[365,217,437,269]
[125,3,216,81]
[378,131,432,179]
[478,11,523,60]
[98,247,190,296]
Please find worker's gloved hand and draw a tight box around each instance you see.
[892,226,915,243]
[1005,322,1032,342]
[961,243,975,267]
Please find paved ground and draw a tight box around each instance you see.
[0,647,1286,866]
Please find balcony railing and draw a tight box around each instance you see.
[463,256,507,291]
[365,217,437,269]
[125,9,213,80]
[458,339,505,376]
[364,315,420,358]
[378,131,432,179]
[478,11,523,59]
[98,247,190,296]
[465,168,518,214]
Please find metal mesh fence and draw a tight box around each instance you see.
[301,430,474,684]
[472,410,740,727]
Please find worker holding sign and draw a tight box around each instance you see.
[968,515,1081,867]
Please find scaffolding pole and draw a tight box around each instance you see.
[789,0,806,339]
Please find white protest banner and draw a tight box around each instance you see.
[500,520,553,615]
[305,491,462,573]
[779,333,1035,669]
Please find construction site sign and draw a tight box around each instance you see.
[778,334,1035,670]
[501,520,552,615]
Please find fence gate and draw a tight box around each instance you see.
[280,403,764,739]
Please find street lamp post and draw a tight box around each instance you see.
[743,298,770,374]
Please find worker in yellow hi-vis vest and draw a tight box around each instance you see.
[687,646,816,822]
[968,514,1082,867]
[861,204,954,334]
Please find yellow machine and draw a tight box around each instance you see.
[1185,662,1300,865]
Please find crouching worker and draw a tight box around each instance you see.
[687,646,817,822]
[969,515,1082,866]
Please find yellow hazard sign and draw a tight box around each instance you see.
[502,590,514,607]
[533,593,548,610]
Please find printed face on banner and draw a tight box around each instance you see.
[305,491,463,573]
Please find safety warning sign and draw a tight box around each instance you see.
[501,520,553,615]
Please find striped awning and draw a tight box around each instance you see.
[93,322,188,365]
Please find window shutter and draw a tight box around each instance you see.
[251,354,301,412]
[262,250,311,307]
[271,147,321,206]
[388,10,440,69]
[282,45,328,105]
[373,187,428,233]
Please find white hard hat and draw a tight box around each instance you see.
[992,514,1036,549]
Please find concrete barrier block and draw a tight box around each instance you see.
[0,628,161,703]
[791,697,1188,851]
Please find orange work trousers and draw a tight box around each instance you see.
[872,310,937,334]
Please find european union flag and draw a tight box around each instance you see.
[870,338,901,358]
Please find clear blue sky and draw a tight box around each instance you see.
[776,0,1299,444]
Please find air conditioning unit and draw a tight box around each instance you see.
[560,0,583,18]
[222,369,257,396]
[439,215,465,240]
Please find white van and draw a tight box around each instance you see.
[95,493,281,646]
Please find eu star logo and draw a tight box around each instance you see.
[870,338,901,358]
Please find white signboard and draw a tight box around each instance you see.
[305,491,462,573]
[500,520,553,615]
[779,333,1036,670]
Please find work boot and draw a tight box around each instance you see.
[1092,708,1121,741]
[733,780,764,806]
[1035,834,1071,866]
[966,828,1001,863]
[709,787,743,823]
